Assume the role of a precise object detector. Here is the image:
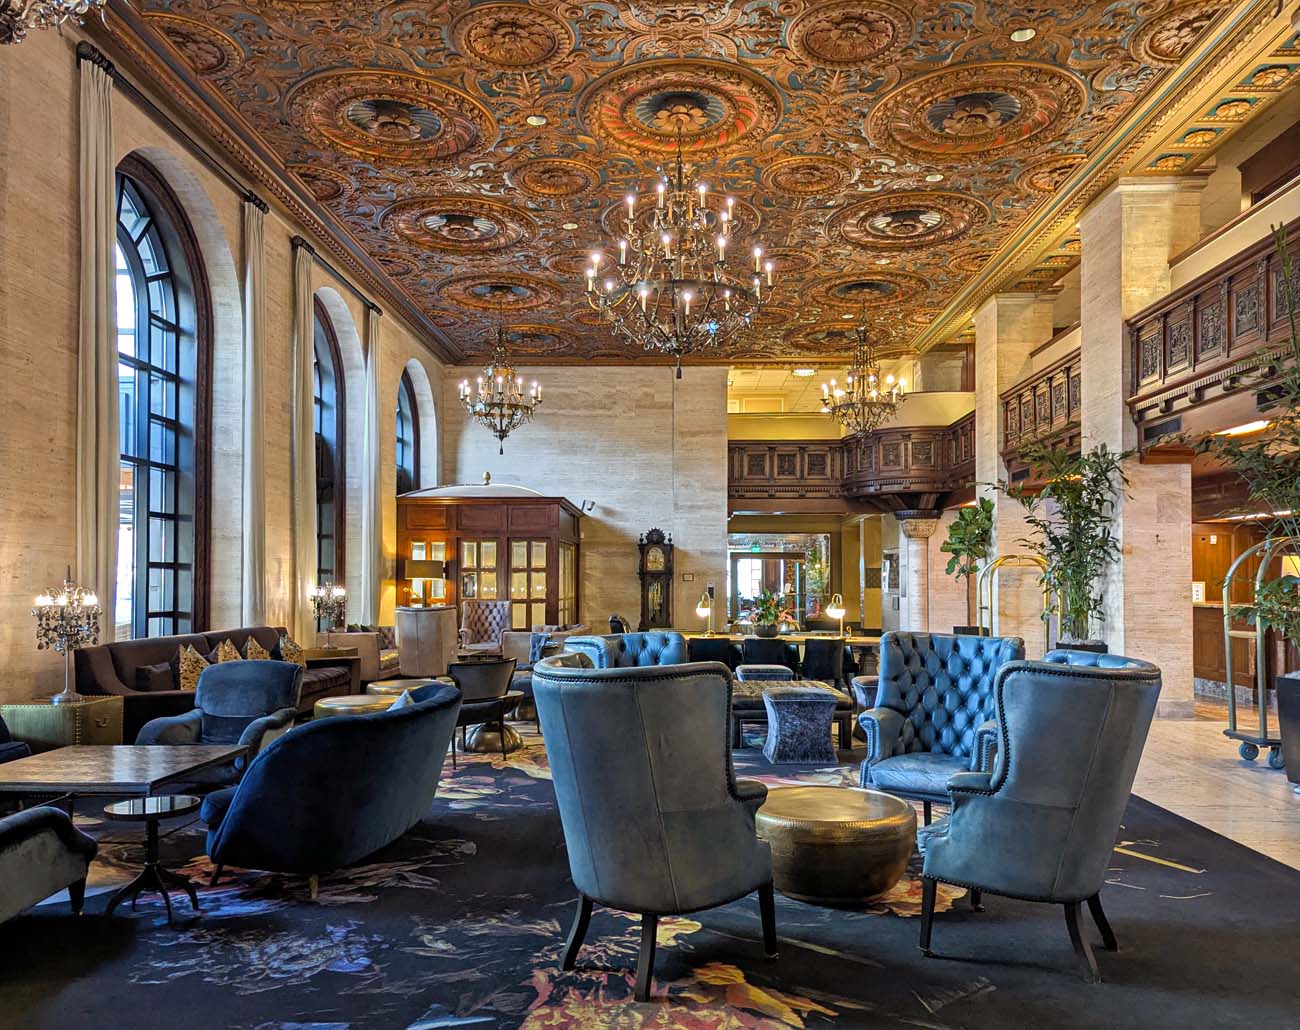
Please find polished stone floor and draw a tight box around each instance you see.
[1135,704,1300,871]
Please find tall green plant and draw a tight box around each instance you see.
[804,551,830,601]
[998,443,1130,641]
[940,496,994,580]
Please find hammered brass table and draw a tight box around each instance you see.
[366,677,454,698]
[313,694,393,719]
[756,786,916,905]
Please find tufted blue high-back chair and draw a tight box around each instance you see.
[916,649,1161,982]
[858,630,1023,822]
[563,632,688,669]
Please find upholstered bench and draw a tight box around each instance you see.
[736,664,794,682]
[762,687,838,765]
[730,678,853,750]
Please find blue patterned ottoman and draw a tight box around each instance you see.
[736,664,793,682]
[761,686,839,765]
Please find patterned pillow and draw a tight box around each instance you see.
[176,645,209,692]
[276,635,307,668]
[376,626,397,649]
[244,637,271,661]
[213,638,242,663]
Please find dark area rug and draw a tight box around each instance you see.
[2,728,1298,1029]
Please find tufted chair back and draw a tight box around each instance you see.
[563,632,688,669]
[875,631,1024,760]
[460,600,510,646]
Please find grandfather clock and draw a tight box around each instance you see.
[637,529,673,631]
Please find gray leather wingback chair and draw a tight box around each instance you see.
[917,649,1161,982]
[531,652,776,1001]
[563,631,688,668]
[0,807,97,924]
[859,631,1024,823]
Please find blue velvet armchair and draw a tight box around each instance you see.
[0,715,31,765]
[917,649,1162,982]
[135,661,303,779]
[563,631,688,668]
[858,631,1024,822]
[201,683,460,894]
[0,806,97,924]
[531,652,776,1001]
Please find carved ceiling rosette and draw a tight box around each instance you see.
[381,196,538,254]
[786,321,908,358]
[830,190,991,250]
[760,154,853,197]
[145,13,244,77]
[1016,153,1086,194]
[786,1,914,70]
[289,164,354,205]
[1128,2,1228,67]
[285,70,497,167]
[867,62,1087,163]
[764,247,820,276]
[810,270,931,310]
[371,252,422,280]
[435,272,560,312]
[475,323,580,358]
[512,157,600,198]
[577,58,783,154]
[450,3,575,71]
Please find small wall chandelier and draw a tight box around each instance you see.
[1,0,106,44]
[820,320,907,437]
[583,130,778,377]
[458,327,543,455]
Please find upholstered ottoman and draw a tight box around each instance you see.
[730,679,854,750]
[736,664,794,682]
[762,687,838,764]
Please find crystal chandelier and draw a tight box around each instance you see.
[583,131,778,377]
[458,327,543,455]
[0,0,106,44]
[820,320,907,437]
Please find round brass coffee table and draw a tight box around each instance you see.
[366,677,452,698]
[756,786,916,905]
[313,694,393,719]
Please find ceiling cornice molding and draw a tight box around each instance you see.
[911,0,1288,354]
[94,2,464,365]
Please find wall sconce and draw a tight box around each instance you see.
[826,592,846,637]
[400,559,446,608]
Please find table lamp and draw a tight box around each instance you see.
[401,559,446,607]
[310,582,348,646]
[32,566,102,705]
[826,593,846,638]
[695,588,714,635]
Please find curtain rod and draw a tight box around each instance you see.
[292,236,382,316]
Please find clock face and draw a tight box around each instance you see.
[646,546,665,572]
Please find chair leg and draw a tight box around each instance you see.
[1087,893,1118,952]
[68,877,86,916]
[308,874,320,901]
[209,864,224,887]
[635,913,658,1002]
[449,731,457,769]
[1064,901,1101,983]
[562,895,593,971]
[970,888,984,912]
[919,876,937,956]
[922,800,932,826]
[758,882,777,957]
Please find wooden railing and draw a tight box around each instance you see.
[1000,348,1082,459]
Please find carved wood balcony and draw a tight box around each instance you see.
[1000,345,1082,464]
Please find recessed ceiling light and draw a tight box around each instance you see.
[924,172,944,182]
[561,222,578,230]
[526,114,548,127]
[841,313,854,320]
[1010,27,1036,42]
[792,367,816,377]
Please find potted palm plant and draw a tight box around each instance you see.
[939,496,994,633]
[998,443,1130,648]
[751,590,794,638]
[804,551,830,617]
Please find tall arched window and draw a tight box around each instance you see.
[114,157,211,639]
[313,299,346,592]
[396,369,419,495]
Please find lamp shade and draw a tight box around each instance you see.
[401,559,446,580]
[825,592,846,619]
[695,591,713,618]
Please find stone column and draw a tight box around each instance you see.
[1079,178,1203,718]
[897,512,940,633]
[974,293,1057,654]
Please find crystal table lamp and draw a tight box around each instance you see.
[32,567,102,705]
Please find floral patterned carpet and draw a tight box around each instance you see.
[3,726,1300,1029]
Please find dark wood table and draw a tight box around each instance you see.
[730,679,854,750]
[103,794,203,925]
[0,745,247,808]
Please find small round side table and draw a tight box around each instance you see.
[103,794,202,926]
[464,689,526,756]
[313,694,393,719]
[366,677,452,698]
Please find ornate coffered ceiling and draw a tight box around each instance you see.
[115,0,1290,365]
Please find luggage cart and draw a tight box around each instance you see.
[977,554,1052,654]
[1222,535,1300,768]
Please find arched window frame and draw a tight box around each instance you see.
[396,368,420,495]
[313,297,347,590]
[114,154,212,638]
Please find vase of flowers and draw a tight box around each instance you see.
[751,590,793,637]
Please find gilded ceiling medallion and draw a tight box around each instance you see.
[868,62,1087,161]
[788,322,903,357]
[372,252,421,280]
[289,165,354,205]
[811,270,929,309]
[545,250,601,277]
[951,251,992,274]
[761,155,852,197]
[486,324,578,357]
[146,14,243,76]
[450,3,574,71]
[831,190,989,250]
[787,1,913,69]
[382,196,537,254]
[765,248,819,276]
[513,157,599,198]
[751,305,797,328]
[285,70,496,166]
[435,272,559,312]
[1129,3,1226,67]
[578,59,783,154]
[1016,154,1085,194]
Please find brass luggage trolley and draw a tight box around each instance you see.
[977,554,1052,654]
[1221,536,1300,768]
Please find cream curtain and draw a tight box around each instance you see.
[75,57,118,639]
[290,245,318,642]
[359,306,384,626]
[240,200,267,625]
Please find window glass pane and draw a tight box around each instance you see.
[481,541,497,568]
[116,461,137,640]
[147,565,174,614]
[511,541,528,569]
[511,571,528,598]
[138,230,167,276]
[531,572,546,598]
[461,572,477,599]
[531,602,546,627]
[480,572,498,599]
[462,541,477,567]
[532,541,547,569]
[150,321,177,373]
[148,516,175,563]
[148,467,175,514]
[512,602,528,630]
[147,275,175,324]
[148,373,177,419]
[118,365,139,456]
[148,419,176,465]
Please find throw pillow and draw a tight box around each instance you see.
[377,626,397,649]
[244,637,271,660]
[134,661,176,692]
[177,645,209,692]
[388,689,415,711]
[275,635,307,668]
[214,638,242,663]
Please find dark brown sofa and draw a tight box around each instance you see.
[75,626,353,741]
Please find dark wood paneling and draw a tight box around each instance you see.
[1001,348,1082,463]
[405,506,448,530]
[508,505,555,533]
[459,505,507,532]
